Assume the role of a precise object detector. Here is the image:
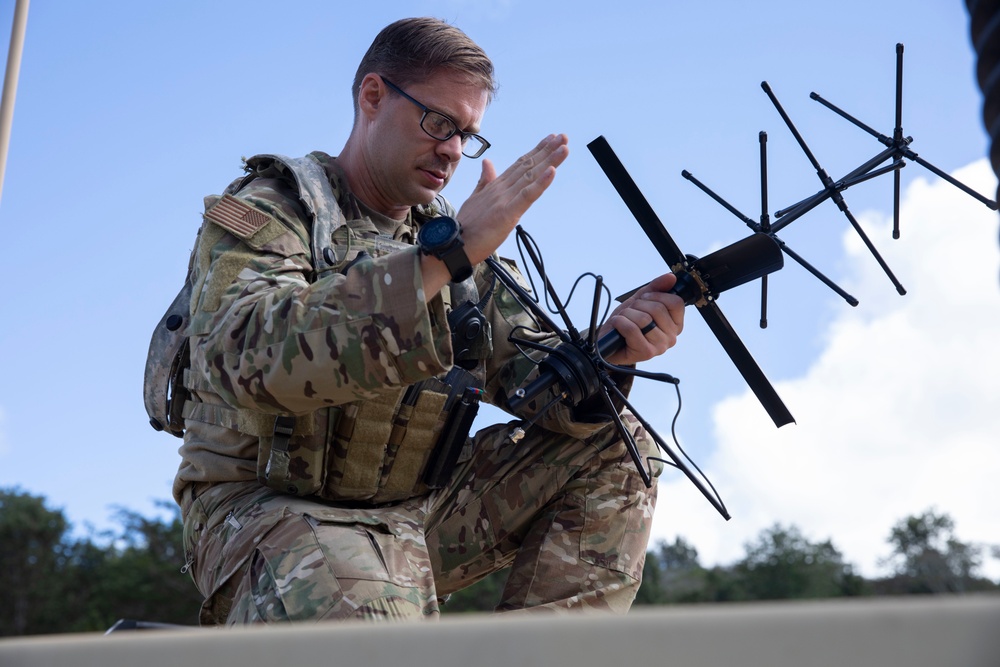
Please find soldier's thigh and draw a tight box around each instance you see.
[426,412,660,605]
[425,421,597,589]
[227,503,439,623]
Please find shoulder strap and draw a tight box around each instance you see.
[244,153,346,275]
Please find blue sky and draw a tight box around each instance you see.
[2,1,997,579]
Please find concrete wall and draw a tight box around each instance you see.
[1,594,998,667]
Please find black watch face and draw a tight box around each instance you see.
[421,217,458,248]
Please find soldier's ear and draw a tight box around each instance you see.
[358,74,387,118]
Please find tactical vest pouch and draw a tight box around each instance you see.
[329,398,398,497]
[379,389,448,497]
[187,371,476,503]
[317,387,447,503]
[424,386,482,488]
[249,387,448,504]
[252,409,327,497]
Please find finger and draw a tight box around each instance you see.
[515,164,559,208]
[531,135,570,173]
[614,298,683,351]
[611,310,658,342]
[498,134,569,185]
[494,150,566,219]
[524,133,569,162]
[634,293,685,335]
[615,316,666,361]
[632,311,679,351]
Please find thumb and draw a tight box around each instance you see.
[471,158,497,194]
[649,270,680,292]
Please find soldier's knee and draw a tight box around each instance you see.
[226,510,440,623]
[232,554,437,622]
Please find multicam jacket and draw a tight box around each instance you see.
[171,151,619,506]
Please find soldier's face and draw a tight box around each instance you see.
[370,72,488,211]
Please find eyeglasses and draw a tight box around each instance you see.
[381,77,491,159]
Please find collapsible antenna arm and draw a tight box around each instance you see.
[809,43,998,241]
[759,132,772,328]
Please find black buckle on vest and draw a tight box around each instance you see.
[272,415,295,454]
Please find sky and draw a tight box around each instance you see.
[1,1,997,581]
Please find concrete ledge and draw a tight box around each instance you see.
[2,594,999,667]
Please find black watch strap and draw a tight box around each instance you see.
[439,243,473,283]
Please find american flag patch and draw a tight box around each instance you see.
[205,194,272,239]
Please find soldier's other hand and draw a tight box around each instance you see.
[599,271,685,366]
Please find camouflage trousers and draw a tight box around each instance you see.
[180,411,661,624]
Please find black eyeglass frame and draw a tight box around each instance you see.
[381,77,491,159]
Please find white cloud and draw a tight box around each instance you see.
[651,160,1000,581]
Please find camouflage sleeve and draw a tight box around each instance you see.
[186,179,453,415]
[479,257,630,440]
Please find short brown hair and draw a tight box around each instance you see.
[352,17,497,114]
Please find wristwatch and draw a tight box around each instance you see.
[417,216,473,283]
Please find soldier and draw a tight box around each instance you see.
[164,17,685,623]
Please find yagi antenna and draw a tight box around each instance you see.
[478,44,998,519]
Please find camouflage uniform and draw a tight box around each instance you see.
[174,151,661,624]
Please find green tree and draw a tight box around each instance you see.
[636,537,712,604]
[635,537,749,604]
[733,524,866,600]
[634,549,669,605]
[90,502,203,628]
[0,488,77,636]
[58,536,115,633]
[879,509,996,594]
[0,488,203,635]
[658,536,710,602]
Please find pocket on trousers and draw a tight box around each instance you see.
[298,504,432,590]
[579,462,655,581]
[246,519,343,622]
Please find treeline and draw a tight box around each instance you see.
[633,516,998,605]
[1,487,996,636]
[0,488,203,636]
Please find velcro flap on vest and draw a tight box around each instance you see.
[381,390,447,495]
[337,399,398,495]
